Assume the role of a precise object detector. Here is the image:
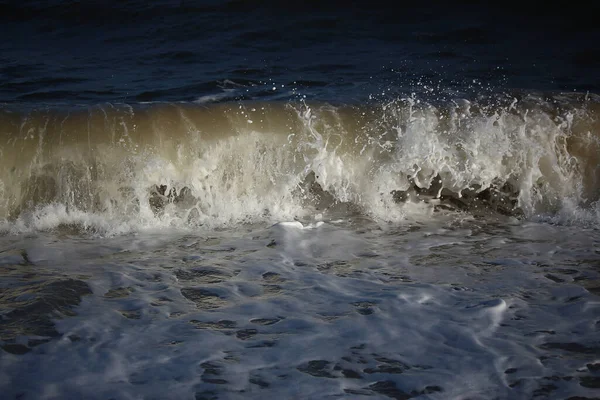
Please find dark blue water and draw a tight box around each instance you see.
[2,1,599,106]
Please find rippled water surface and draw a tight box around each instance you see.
[1,216,599,399]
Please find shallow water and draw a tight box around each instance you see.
[1,215,599,399]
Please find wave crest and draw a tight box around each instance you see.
[1,93,599,233]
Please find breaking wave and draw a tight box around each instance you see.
[1,92,599,234]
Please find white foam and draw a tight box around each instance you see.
[273,221,304,229]
[2,217,600,399]
[2,97,599,234]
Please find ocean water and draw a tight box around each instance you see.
[1,2,600,399]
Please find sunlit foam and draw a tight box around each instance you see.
[0,94,598,234]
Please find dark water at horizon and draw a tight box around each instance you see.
[2,1,600,106]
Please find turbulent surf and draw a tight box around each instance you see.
[2,93,599,234]
[2,3,600,399]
